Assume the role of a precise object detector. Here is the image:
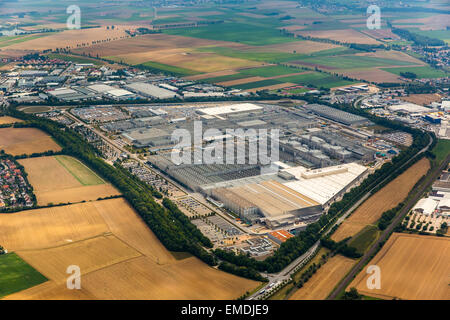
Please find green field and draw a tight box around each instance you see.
[234,79,283,90]
[298,55,416,69]
[381,66,448,79]
[202,73,252,83]
[196,46,310,63]
[240,65,304,77]
[227,70,354,90]
[431,139,450,163]
[55,155,105,186]
[347,225,380,255]
[137,61,200,76]
[277,72,354,88]
[0,253,48,298]
[406,28,450,44]
[164,21,297,46]
[196,46,355,64]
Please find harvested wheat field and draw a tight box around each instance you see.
[295,29,380,44]
[0,116,23,125]
[349,233,450,300]
[72,33,242,58]
[19,156,119,205]
[0,198,259,300]
[289,255,355,300]
[332,158,430,242]
[184,70,238,81]
[3,27,129,51]
[340,68,404,83]
[246,82,297,93]
[401,93,443,106]
[262,40,341,54]
[17,235,142,282]
[0,127,61,156]
[108,48,261,72]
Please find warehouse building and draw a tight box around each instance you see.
[303,104,370,126]
[210,180,322,228]
[281,162,367,206]
[125,82,178,99]
[122,127,173,147]
[197,103,263,118]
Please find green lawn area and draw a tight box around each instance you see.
[431,139,450,164]
[137,61,200,76]
[46,53,104,65]
[348,225,380,255]
[55,155,105,186]
[381,66,448,79]
[164,22,298,46]
[0,253,48,298]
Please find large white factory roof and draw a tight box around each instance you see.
[198,103,263,116]
[88,84,115,93]
[107,89,134,97]
[413,198,438,215]
[126,82,178,99]
[389,103,431,113]
[282,162,367,205]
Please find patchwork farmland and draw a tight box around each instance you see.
[0,198,259,300]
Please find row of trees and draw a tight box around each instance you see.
[320,238,362,259]
[391,27,446,47]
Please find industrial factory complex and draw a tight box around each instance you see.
[139,102,384,231]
